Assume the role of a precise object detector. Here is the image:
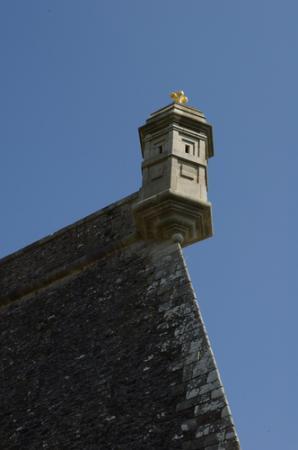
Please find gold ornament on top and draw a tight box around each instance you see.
[170,90,189,104]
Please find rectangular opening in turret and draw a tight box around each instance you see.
[158,145,163,154]
[185,144,190,154]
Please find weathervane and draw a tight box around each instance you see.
[170,90,188,104]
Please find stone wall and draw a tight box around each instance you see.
[0,193,240,449]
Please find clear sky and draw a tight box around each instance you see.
[0,1,297,448]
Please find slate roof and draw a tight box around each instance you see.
[0,193,240,449]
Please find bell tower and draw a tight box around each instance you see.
[133,91,214,246]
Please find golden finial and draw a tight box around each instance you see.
[170,90,189,104]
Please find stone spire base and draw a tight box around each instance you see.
[133,190,212,246]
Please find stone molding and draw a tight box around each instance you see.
[139,103,214,158]
[133,190,213,247]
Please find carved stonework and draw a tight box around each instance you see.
[133,191,212,246]
[134,101,214,246]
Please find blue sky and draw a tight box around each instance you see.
[1,1,297,448]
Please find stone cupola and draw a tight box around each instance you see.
[133,95,214,246]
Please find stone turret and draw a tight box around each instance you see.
[133,97,214,246]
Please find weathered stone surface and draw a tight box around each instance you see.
[0,193,240,449]
[134,103,213,246]
[0,193,138,304]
